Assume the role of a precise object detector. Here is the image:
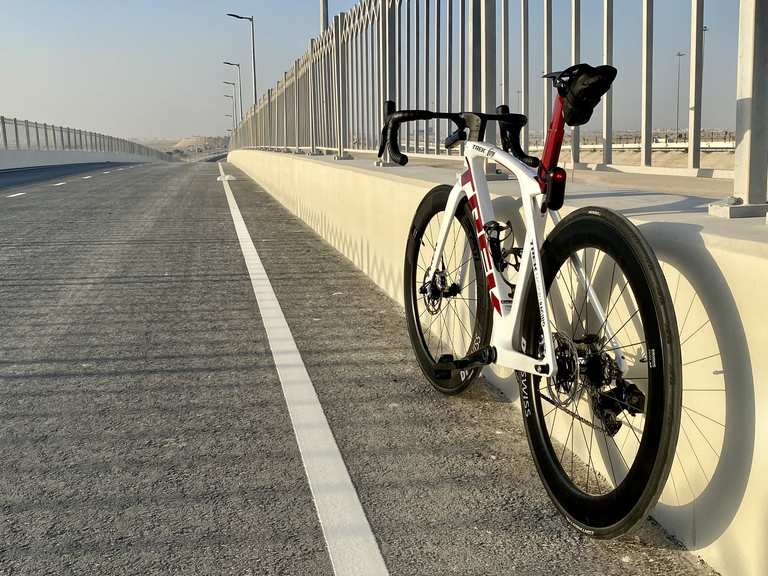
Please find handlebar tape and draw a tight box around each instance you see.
[379,102,436,166]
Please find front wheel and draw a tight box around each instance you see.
[404,185,492,394]
[519,207,681,538]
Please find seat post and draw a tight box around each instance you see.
[540,94,566,173]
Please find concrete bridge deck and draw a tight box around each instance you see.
[228,149,768,576]
[0,162,717,575]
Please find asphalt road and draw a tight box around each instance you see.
[0,162,716,575]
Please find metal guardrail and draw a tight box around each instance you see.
[0,115,169,162]
[231,0,768,215]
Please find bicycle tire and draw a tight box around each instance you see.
[404,185,493,394]
[518,206,682,538]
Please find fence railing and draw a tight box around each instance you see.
[1,116,169,162]
[231,0,768,213]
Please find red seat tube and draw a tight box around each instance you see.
[540,94,566,174]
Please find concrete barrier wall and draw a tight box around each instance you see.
[0,150,154,171]
[228,149,767,576]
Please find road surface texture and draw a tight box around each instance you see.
[0,162,716,575]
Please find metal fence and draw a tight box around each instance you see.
[231,0,768,212]
[0,116,168,161]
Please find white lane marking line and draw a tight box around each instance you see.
[102,171,111,174]
[82,176,93,180]
[6,192,26,198]
[217,162,389,576]
[53,182,66,186]
[116,168,124,171]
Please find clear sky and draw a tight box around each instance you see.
[1,0,738,140]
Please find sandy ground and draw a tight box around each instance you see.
[576,149,734,170]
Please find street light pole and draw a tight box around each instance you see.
[226,13,258,108]
[675,51,686,141]
[224,62,244,122]
[224,81,238,124]
[224,94,236,132]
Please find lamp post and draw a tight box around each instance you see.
[223,61,243,122]
[223,81,238,124]
[224,94,236,132]
[226,13,257,107]
[675,51,687,142]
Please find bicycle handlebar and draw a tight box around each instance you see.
[378,100,538,168]
[378,102,466,166]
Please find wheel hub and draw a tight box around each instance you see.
[547,332,582,407]
[420,268,461,315]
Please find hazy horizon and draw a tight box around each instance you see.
[1,0,739,140]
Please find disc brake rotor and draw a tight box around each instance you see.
[546,332,583,408]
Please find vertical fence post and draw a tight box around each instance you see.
[35,122,41,150]
[294,60,301,152]
[334,12,351,159]
[434,0,441,154]
[446,0,453,155]
[688,0,704,169]
[309,39,318,154]
[424,0,430,152]
[406,0,412,152]
[710,0,768,218]
[24,120,31,150]
[544,0,552,140]
[467,2,481,112]
[602,0,613,165]
[283,74,289,151]
[396,0,402,148]
[641,0,653,167]
[13,118,20,150]
[352,19,360,151]
[415,0,421,151]
[501,0,510,110]
[268,88,273,148]
[0,117,7,150]
[481,0,495,145]
[378,0,397,164]
[44,124,50,150]
[520,0,529,152]
[571,0,581,165]
[458,0,465,114]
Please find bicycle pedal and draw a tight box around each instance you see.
[433,347,497,380]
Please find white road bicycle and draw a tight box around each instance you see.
[379,64,682,538]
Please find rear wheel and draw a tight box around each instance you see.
[404,185,492,394]
[519,207,681,537]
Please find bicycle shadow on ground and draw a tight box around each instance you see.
[638,221,755,557]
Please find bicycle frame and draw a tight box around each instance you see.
[424,95,625,379]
